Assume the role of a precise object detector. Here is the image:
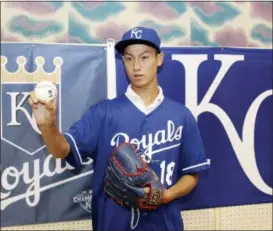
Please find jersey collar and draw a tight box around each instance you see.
[125,84,164,115]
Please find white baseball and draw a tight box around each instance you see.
[34,81,57,102]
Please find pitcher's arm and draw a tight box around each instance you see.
[162,173,199,203]
[39,124,70,159]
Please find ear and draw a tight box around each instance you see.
[157,52,164,67]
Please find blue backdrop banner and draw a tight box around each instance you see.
[1,44,272,227]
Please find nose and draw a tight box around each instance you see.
[133,58,141,71]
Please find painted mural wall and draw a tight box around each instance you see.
[1,1,272,48]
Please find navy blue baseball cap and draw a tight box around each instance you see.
[115,27,161,54]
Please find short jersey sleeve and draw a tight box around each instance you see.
[180,110,210,174]
[64,100,108,169]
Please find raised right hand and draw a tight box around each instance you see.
[28,91,57,127]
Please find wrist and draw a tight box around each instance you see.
[162,189,172,204]
[39,120,57,131]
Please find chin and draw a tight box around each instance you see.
[132,81,148,88]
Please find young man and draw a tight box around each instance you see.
[28,27,210,231]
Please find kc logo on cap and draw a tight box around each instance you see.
[130,27,142,39]
[115,26,161,54]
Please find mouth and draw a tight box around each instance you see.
[133,74,144,78]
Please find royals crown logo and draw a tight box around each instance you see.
[1,55,62,83]
[1,55,63,155]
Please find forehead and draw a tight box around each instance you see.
[124,44,155,55]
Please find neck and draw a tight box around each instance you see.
[131,78,159,107]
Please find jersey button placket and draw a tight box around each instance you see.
[144,116,149,134]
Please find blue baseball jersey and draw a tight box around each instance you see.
[64,94,210,231]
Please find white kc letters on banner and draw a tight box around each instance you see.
[173,54,272,196]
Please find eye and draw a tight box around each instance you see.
[125,56,132,62]
[141,56,149,60]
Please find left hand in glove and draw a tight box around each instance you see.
[104,143,166,210]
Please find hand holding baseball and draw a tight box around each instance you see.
[28,81,57,126]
